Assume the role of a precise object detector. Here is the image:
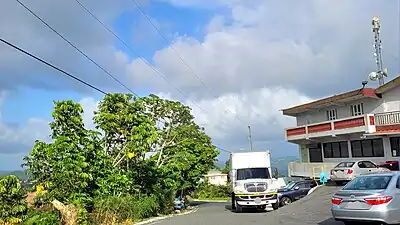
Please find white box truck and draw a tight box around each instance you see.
[229,151,280,213]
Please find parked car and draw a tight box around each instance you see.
[277,180,317,207]
[330,160,390,185]
[331,171,400,225]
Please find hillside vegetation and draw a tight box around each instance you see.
[0,93,219,225]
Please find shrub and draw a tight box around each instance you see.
[21,210,60,225]
[0,175,28,223]
[90,194,159,224]
[194,182,230,199]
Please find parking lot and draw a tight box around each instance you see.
[150,185,342,225]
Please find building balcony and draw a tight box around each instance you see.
[285,114,376,142]
[375,111,400,133]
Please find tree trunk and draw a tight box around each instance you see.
[52,200,78,225]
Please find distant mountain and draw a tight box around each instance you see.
[271,156,300,177]
[215,155,300,177]
[0,170,28,181]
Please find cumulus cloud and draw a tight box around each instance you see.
[0,92,50,155]
[0,0,135,93]
[125,0,399,100]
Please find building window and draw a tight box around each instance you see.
[350,103,364,116]
[390,137,400,157]
[326,109,338,120]
[323,141,349,158]
[308,143,322,162]
[351,139,384,157]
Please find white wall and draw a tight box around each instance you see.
[206,174,228,186]
[295,86,400,126]
[381,86,400,112]
[296,99,382,126]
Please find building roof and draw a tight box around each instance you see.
[281,75,400,117]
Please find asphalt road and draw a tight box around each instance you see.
[149,186,343,225]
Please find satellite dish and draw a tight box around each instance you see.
[369,71,378,81]
[383,68,388,76]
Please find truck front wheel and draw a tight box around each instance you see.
[231,193,236,210]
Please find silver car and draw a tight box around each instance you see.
[330,160,389,185]
[331,171,400,224]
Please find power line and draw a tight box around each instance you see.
[14,0,139,96]
[13,0,232,153]
[0,37,232,153]
[0,38,107,95]
[71,0,238,152]
[130,0,249,126]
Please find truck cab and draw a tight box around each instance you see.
[229,151,280,212]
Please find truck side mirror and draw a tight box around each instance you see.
[272,167,279,179]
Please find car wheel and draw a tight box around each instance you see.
[280,196,292,206]
[342,222,362,225]
[272,202,279,210]
[335,181,344,186]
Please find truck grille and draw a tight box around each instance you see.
[245,182,267,192]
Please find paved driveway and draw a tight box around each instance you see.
[150,186,342,225]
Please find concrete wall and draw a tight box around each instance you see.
[298,134,400,164]
[206,174,228,186]
[295,86,400,126]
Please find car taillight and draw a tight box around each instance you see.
[364,196,393,205]
[331,197,342,205]
[347,169,353,174]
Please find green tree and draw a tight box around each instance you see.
[221,160,230,174]
[23,100,120,204]
[0,175,27,223]
[94,93,157,169]
[139,95,219,193]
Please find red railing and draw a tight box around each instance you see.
[286,127,306,136]
[308,123,331,133]
[334,117,365,129]
[286,116,367,137]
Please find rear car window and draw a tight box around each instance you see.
[335,162,355,168]
[343,175,393,190]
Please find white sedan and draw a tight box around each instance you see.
[330,160,390,185]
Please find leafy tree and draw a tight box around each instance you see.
[221,160,230,174]
[23,101,119,204]
[94,93,157,169]
[0,175,27,223]
[139,94,219,193]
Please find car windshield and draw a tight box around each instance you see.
[343,175,393,190]
[335,162,355,168]
[285,182,296,190]
[236,168,270,180]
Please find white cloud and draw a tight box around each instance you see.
[0,92,50,155]
[158,86,313,148]
[79,97,99,130]
[125,0,399,100]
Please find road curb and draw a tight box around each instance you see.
[135,207,199,225]
[191,199,229,203]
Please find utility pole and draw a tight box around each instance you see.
[248,125,253,151]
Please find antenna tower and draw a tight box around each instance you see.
[370,16,388,85]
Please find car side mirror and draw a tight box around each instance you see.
[294,186,300,190]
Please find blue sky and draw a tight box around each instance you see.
[1,0,398,170]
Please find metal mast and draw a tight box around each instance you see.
[371,16,388,85]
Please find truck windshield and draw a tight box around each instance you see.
[236,168,270,180]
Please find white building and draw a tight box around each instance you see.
[204,170,228,186]
[282,76,400,178]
